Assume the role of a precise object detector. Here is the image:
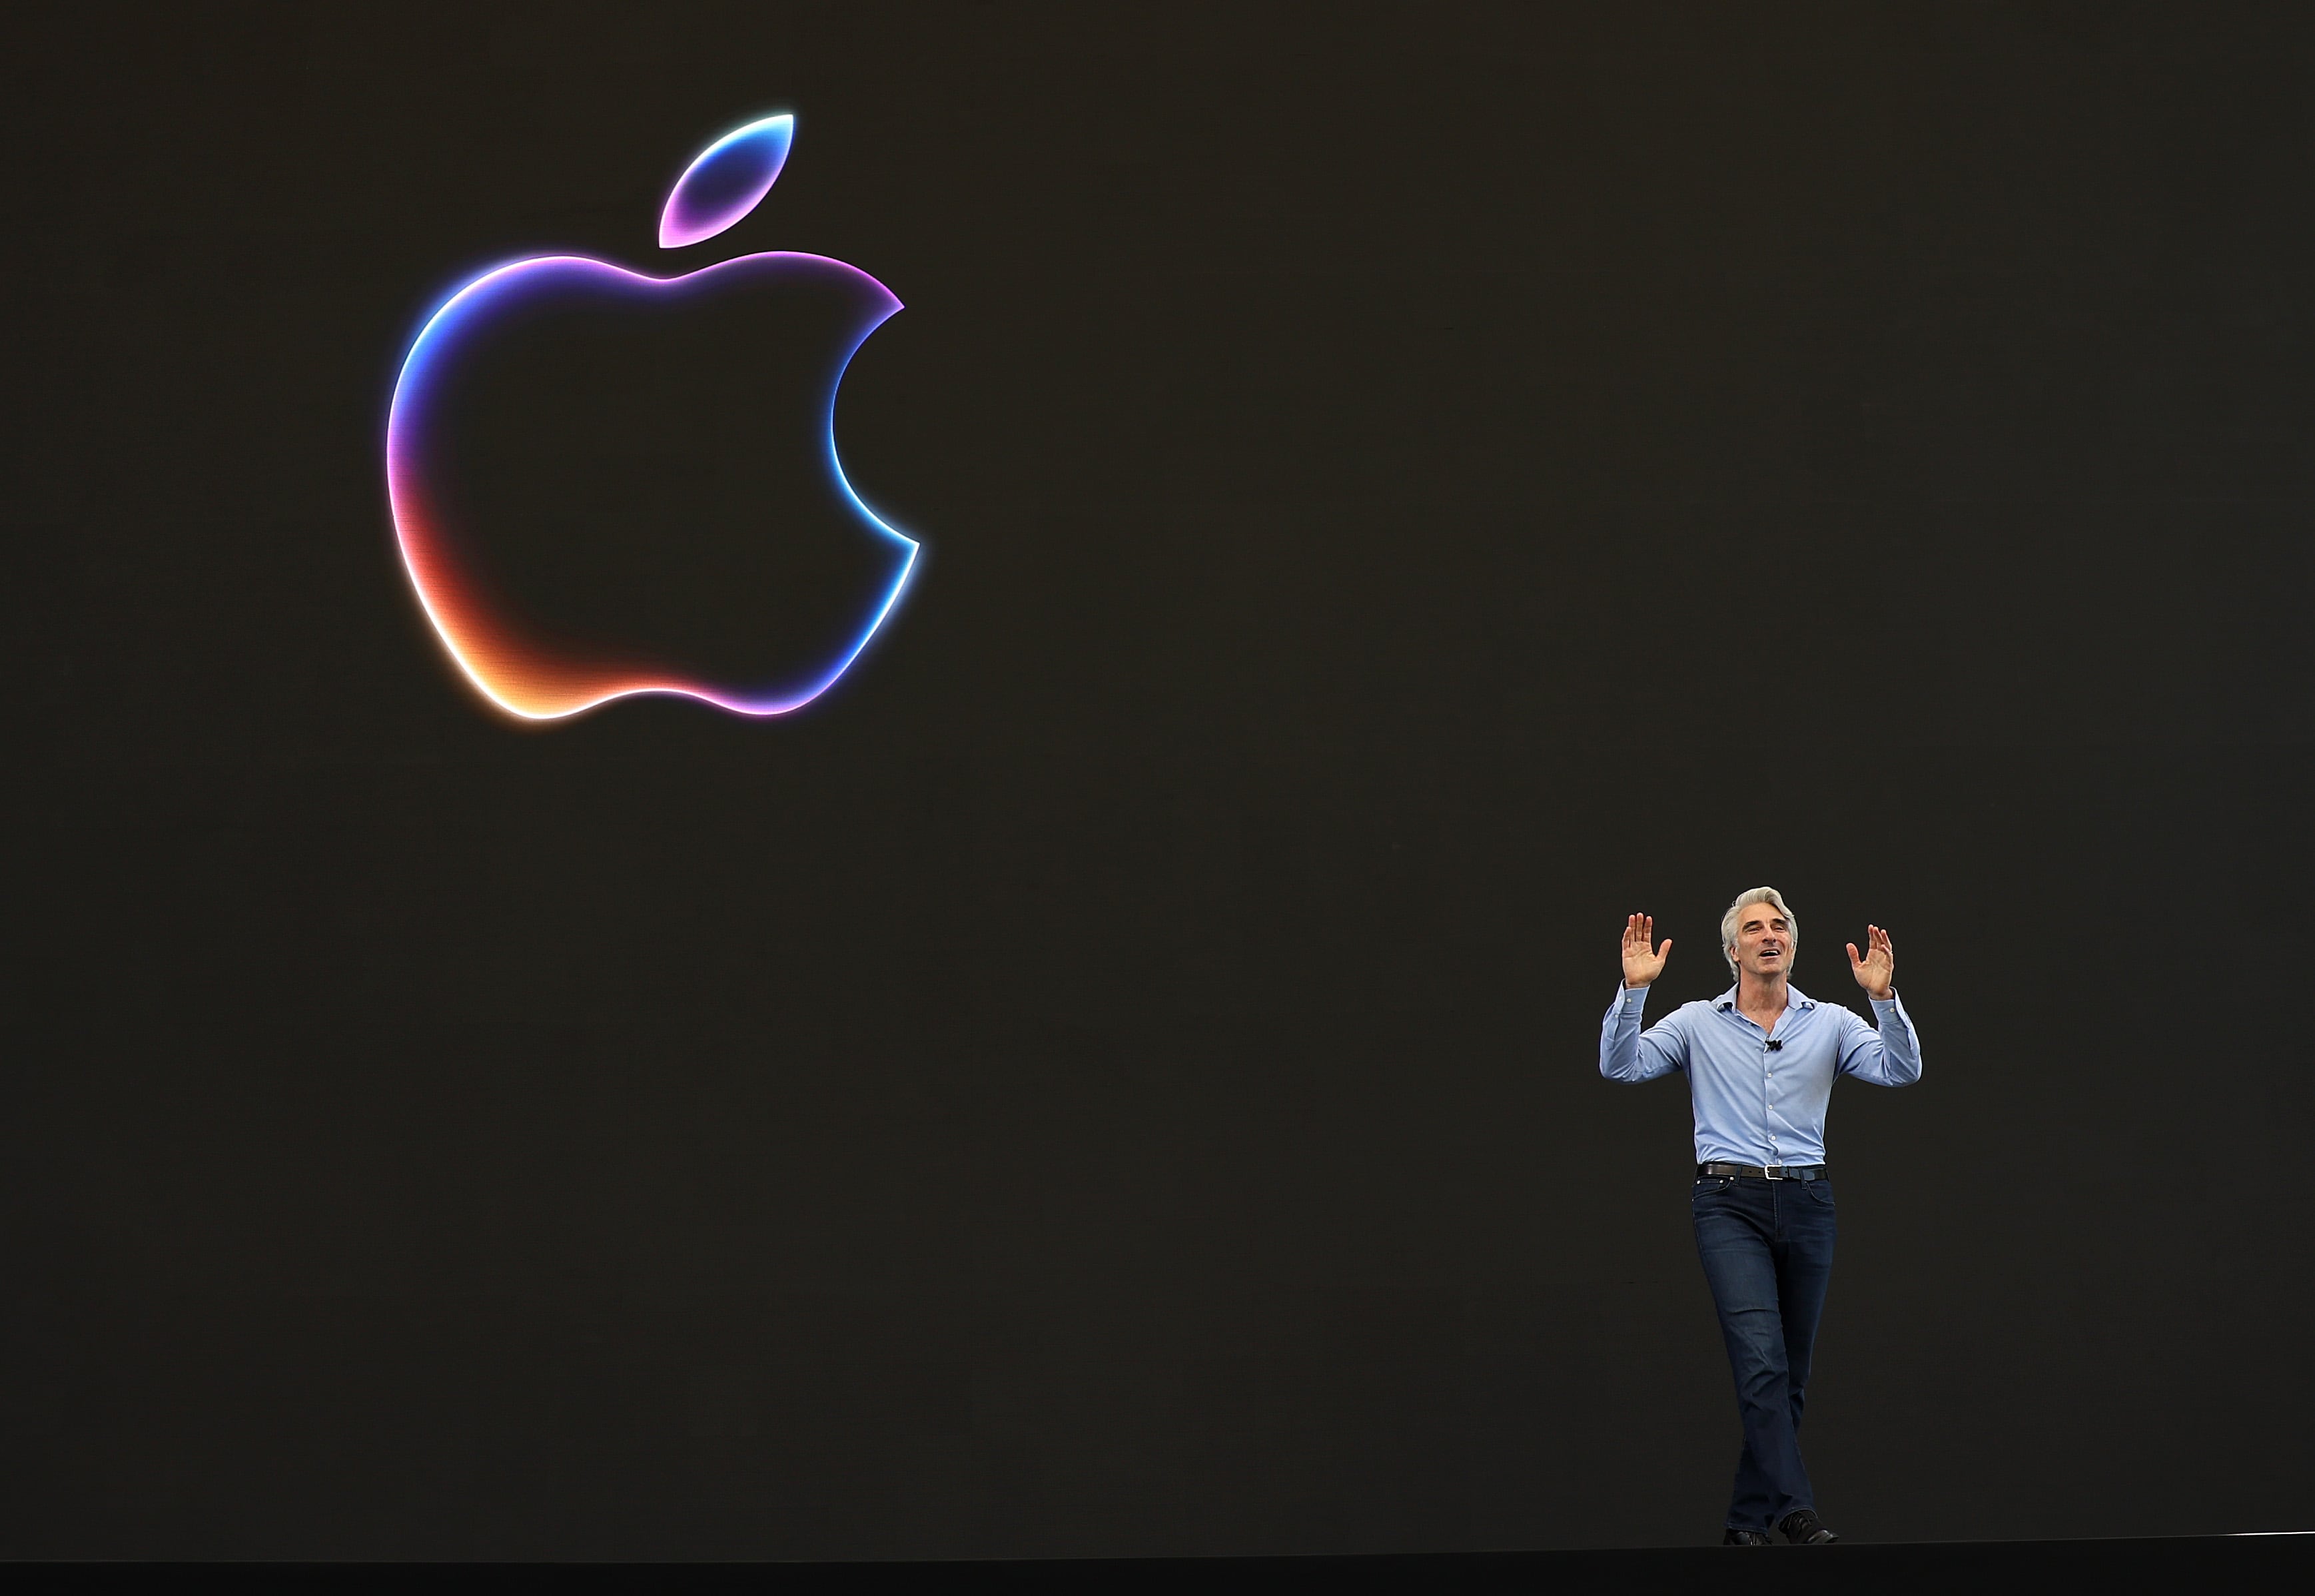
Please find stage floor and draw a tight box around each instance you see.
[18,1533,2313,1590]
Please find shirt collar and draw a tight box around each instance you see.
[1715,985,1816,1011]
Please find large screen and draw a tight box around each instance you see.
[8,1,2310,1559]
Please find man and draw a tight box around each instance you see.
[1600,887,1921,1546]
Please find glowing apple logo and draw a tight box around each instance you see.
[386,114,919,720]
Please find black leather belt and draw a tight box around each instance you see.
[1698,1162,1827,1180]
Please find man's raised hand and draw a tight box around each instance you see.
[1621,913,1671,989]
[1846,924,1895,1000]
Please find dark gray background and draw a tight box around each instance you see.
[5,0,2310,1558]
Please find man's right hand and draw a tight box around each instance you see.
[1621,913,1671,988]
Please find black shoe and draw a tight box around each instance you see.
[1722,1528,1774,1545]
[1778,1508,1839,1544]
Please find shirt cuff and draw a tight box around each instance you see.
[1871,991,1900,1012]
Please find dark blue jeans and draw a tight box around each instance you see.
[1691,1172,1837,1531]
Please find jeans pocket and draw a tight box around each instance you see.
[1692,1176,1733,1200]
[1802,1178,1835,1204]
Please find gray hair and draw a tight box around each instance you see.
[1721,887,1797,978]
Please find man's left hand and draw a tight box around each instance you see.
[1846,925,1895,1000]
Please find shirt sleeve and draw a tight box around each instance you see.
[1835,991,1923,1085]
[1600,984,1688,1082]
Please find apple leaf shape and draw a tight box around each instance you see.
[660,114,794,248]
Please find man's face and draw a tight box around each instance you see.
[1730,902,1793,981]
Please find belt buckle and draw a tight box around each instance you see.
[1763,1165,1785,1180]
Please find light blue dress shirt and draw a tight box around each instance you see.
[1599,982,1923,1167]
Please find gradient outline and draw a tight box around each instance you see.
[386,251,919,721]
[387,110,919,722]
